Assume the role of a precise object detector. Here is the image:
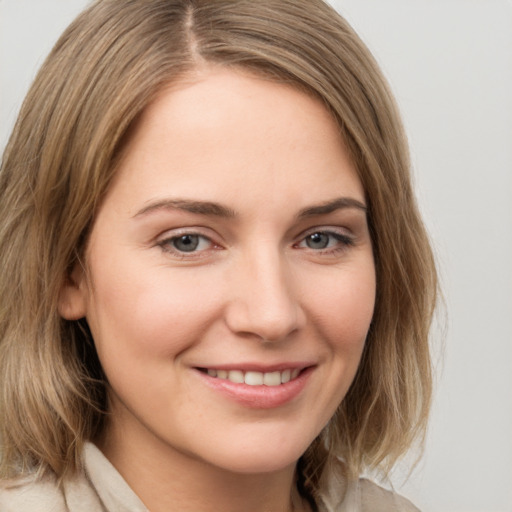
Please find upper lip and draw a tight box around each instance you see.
[194,362,315,373]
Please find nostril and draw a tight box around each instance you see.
[224,301,301,343]
[223,262,306,342]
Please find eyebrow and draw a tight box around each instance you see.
[297,197,367,218]
[134,196,366,219]
[134,199,237,218]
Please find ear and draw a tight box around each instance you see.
[58,264,88,320]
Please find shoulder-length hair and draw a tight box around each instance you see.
[0,0,437,502]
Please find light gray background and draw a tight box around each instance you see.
[1,1,511,511]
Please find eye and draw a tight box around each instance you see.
[297,230,353,252]
[159,233,214,254]
[304,232,332,250]
[172,234,205,252]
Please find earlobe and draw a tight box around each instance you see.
[58,265,88,320]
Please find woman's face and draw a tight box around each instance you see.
[61,67,375,475]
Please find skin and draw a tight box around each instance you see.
[59,66,376,512]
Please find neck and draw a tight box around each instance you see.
[97,419,307,512]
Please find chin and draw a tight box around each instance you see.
[212,453,300,475]
[197,435,312,475]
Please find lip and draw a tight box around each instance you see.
[196,362,312,373]
[194,364,315,409]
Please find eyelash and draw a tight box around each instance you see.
[157,231,217,259]
[294,229,355,255]
[157,228,354,258]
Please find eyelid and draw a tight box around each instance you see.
[294,226,355,253]
[298,225,354,241]
[156,227,223,258]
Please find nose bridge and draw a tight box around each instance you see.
[226,242,302,342]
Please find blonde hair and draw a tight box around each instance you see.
[0,0,437,503]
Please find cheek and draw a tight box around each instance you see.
[85,259,222,365]
[307,265,376,354]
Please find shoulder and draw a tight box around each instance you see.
[358,478,420,512]
[0,467,104,512]
[319,473,420,512]
[0,474,67,512]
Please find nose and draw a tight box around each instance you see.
[224,248,305,343]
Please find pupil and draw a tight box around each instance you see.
[173,235,199,252]
[307,233,329,249]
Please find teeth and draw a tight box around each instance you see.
[228,370,244,384]
[262,371,281,386]
[205,368,302,386]
[281,369,291,383]
[245,371,264,385]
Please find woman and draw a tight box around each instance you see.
[0,1,437,511]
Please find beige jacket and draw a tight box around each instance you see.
[0,443,419,511]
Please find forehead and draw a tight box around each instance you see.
[102,66,364,219]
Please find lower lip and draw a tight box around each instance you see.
[196,367,314,409]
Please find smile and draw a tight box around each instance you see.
[202,368,301,386]
[196,365,314,408]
